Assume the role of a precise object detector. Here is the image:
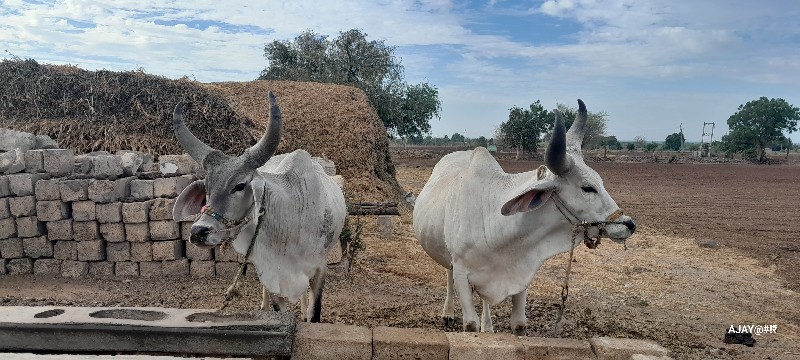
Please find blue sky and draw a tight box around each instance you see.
[2,0,799,143]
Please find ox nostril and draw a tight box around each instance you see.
[190,226,211,243]
[623,219,636,232]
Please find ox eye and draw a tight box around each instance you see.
[231,183,247,193]
[581,186,597,193]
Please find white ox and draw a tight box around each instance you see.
[171,92,346,322]
[413,100,636,334]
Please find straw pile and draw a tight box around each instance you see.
[0,58,403,202]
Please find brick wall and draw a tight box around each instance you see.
[0,148,253,278]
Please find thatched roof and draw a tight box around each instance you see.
[0,58,402,202]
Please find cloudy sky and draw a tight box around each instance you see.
[2,0,799,143]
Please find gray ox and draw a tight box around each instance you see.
[172,92,346,322]
[413,100,636,334]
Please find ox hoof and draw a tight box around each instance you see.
[463,321,478,332]
[441,316,456,328]
[513,324,527,336]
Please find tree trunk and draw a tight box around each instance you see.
[515,146,521,160]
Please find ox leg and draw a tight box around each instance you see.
[260,287,268,310]
[300,290,309,322]
[510,290,527,336]
[452,266,479,332]
[480,299,494,333]
[270,294,290,312]
[441,268,456,327]
[306,268,326,323]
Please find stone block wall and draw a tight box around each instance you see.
[0,146,251,278]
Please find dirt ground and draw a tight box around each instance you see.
[2,154,799,360]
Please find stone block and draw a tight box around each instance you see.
[117,150,145,176]
[71,200,97,221]
[73,221,100,241]
[0,237,24,258]
[139,261,163,277]
[0,258,4,274]
[153,175,194,198]
[22,236,53,258]
[589,337,670,360]
[158,154,200,175]
[150,220,180,240]
[0,198,8,219]
[16,216,46,238]
[122,200,151,223]
[215,247,241,262]
[76,240,106,261]
[185,241,213,260]
[23,149,45,173]
[34,178,61,200]
[373,326,449,360]
[0,149,25,174]
[88,261,114,276]
[181,221,192,241]
[115,261,139,276]
[36,200,70,221]
[87,155,125,178]
[377,215,393,240]
[105,241,130,262]
[59,179,89,202]
[99,222,125,242]
[125,223,150,242]
[130,242,152,262]
[446,332,525,360]
[292,322,372,360]
[43,148,75,176]
[520,336,595,360]
[46,219,73,240]
[8,173,50,196]
[190,260,215,277]
[88,177,133,203]
[129,179,155,201]
[152,240,184,261]
[162,258,189,276]
[73,155,93,175]
[149,198,176,221]
[33,258,62,274]
[96,202,122,223]
[0,176,9,197]
[53,241,77,260]
[62,260,89,277]
[215,262,241,278]
[0,217,16,239]
[8,196,36,217]
[7,258,33,274]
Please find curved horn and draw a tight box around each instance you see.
[566,99,588,151]
[173,102,215,167]
[546,109,572,175]
[244,91,282,167]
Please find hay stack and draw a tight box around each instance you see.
[0,59,403,202]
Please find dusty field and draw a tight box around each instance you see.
[2,156,799,360]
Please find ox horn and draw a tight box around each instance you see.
[244,91,282,168]
[565,99,588,152]
[546,108,572,176]
[173,102,215,168]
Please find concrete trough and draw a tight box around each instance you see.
[0,306,295,357]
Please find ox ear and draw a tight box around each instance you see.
[501,179,557,216]
[173,180,206,221]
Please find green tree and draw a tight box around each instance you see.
[476,136,488,148]
[626,143,636,151]
[600,136,622,150]
[721,97,799,162]
[260,29,441,138]
[500,100,551,158]
[645,142,659,152]
[451,133,465,143]
[664,132,685,151]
